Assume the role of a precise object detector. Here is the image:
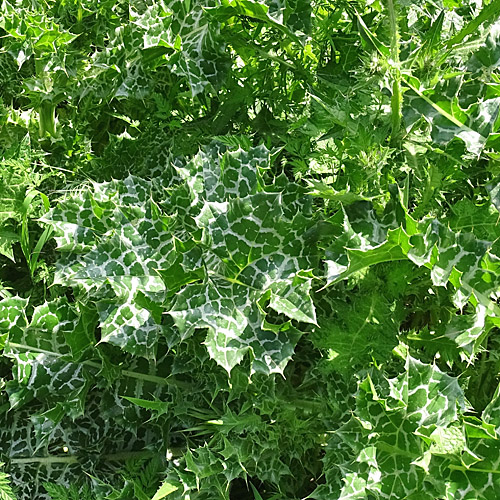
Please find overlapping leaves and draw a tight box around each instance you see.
[404,20,500,155]
[2,0,500,498]
[325,192,499,313]
[313,357,500,500]
[42,177,174,359]
[165,144,318,374]
[0,142,323,498]
[42,144,318,375]
[0,150,48,262]
[0,295,183,499]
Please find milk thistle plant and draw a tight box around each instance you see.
[1,0,500,498]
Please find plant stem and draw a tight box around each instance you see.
[387,0,402,146]
[9,450,176,465]
[448,464,500,474]
[7,343,193,390]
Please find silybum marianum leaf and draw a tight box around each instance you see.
[324,197,407,284]
[165,143,269,227]
[43,176,175,359]
[0,296,175,498]
[167,0,231,95]
[170,277,303,374]
[325,197,499,313]
[410,302,490,364]
[43,146,317,374]
[312,357,500,500]
[168,145,318,374]
[166,0,313,96]
[0,390,167,500]
[483,383,500,429]
[4,298,93,418]
[404,22,500,155]
[0,462,16,500]
[383,356,465,427]
[207,0,312,35]
[0,297,28,351]
[467,21,500,73]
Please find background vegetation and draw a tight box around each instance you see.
[2,0,500,498]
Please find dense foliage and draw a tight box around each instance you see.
[2,0,500,498]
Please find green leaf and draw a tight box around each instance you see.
[0,297,28,351]
[467,21,500,72]
[483,383,500,429]
[167,145,318,374]
[151,481,178,500]
[167,0,231,95]
[250,483,263,500]
[43,176,176,359]
[207,0,309,38]
[121,396,170,415]
[0,463,16,500]
[312,358,476,500]
[312,294,401,375]
[0,156,47,261]
[325,199,500,315]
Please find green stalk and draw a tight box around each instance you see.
[9,449,184,465]
[448,464,500,474]
[387,0,402,145]
[446,0,500,49]
[7,342,193,390]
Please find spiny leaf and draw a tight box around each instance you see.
[0,463,16,500]
[312,294,402,375]
[43,177,175,359]
[324,198,500,315]
[167,145,318,374]
[151,481,178,500]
